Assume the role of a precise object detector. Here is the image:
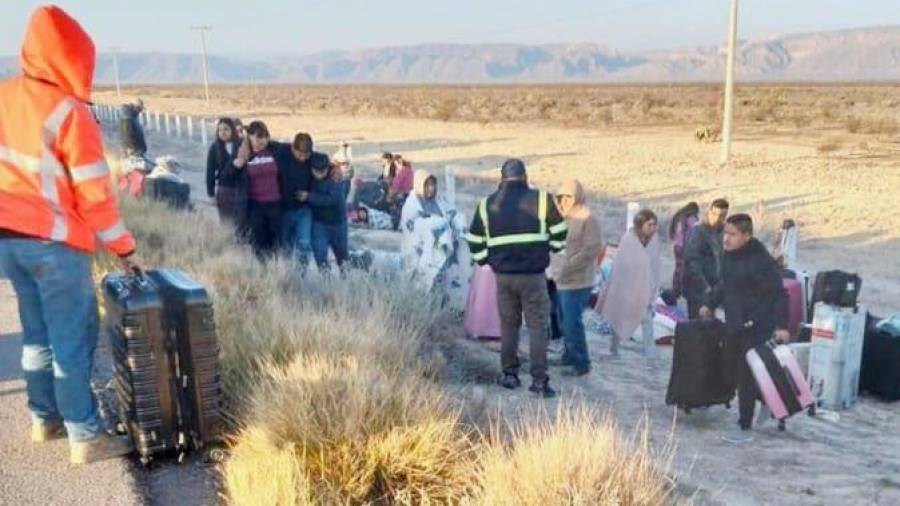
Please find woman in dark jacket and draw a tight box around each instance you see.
[232,121,282,258]
[206,118,246,227]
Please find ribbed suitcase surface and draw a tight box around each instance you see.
[147,268,223,447]
[103,274,178,463]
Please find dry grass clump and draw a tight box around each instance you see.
[474,404,674,506]
[224,356,477,505]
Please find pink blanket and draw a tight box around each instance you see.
[464,265,501,339]
[595,230,661,339]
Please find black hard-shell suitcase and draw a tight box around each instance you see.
[146,269,223,446]
[103,272,180,464]
[861,314,900,402]
[666,319,737,412]
[103,269,223,464]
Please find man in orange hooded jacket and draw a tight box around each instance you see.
[0,5,136,464]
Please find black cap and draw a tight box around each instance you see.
[501,158,526,179]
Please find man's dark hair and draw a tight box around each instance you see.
[382,152,393,160]
[726,213,754,235]
[711,198,730,210]
[246,120,269,138]
[293,132,313,153]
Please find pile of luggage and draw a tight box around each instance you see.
[102,268,222,464]
[117,155,192,211]
[667,266,898,432]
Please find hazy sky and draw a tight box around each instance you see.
[1,0,897,56]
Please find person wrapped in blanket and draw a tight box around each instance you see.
[399,169,471,308]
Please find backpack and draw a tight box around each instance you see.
[811,270,861,308]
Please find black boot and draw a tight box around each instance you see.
[498,373,522,390]
[529,378,557,398]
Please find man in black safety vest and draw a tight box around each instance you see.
[466,159,568,398]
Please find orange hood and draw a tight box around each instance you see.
[19,5,95,102]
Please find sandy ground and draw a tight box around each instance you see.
[91,92,900,505]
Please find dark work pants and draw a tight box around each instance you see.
[496,273,551,382]
[248,201,282,258]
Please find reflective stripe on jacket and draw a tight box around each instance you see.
[466,180,567,274]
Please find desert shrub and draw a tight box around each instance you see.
[474,404,674,506]
[816,137,843,154]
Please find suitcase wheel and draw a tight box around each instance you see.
[778,420,786,432]
[725,402,731,410]
[807,405,816,417]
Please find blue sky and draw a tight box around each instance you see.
[1,0,897,56]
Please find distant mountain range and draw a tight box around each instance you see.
[2,26,898,83]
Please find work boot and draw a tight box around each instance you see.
[498,373,522,390]
[528,378,557,398]
[70,433,133,465]
[31,419,66,443]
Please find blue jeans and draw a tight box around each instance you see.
[281,207,312,263]
[558,287,592,371]
[0,239,101,441]
[312,220,349,269]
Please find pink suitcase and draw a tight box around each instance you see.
[746,341,815,430]
[783,279,803,339]
[464,265,501,340]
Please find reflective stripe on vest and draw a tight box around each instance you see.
[40,98,75,241]
[478,190,550,248]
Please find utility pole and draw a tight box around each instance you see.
[109,46,122,98]
[719,0,738,166]
[191,25,212,107]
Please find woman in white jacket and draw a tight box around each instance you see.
[400,169,471,308]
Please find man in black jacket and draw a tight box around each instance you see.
[273,132,328,264]
[683,198,729,319]
[466,159,568,398]
[702,214,790,444]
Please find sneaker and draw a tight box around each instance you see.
[32,419,66,443]
[560,366,591,377]
[528,379,557,398]
[721,429,754,445]
[70,434,133,465]
[498,373,522,390]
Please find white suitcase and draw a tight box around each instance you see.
[808,303,866,410]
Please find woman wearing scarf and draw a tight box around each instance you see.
[400,169,471,308]
[595,209,661,365]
